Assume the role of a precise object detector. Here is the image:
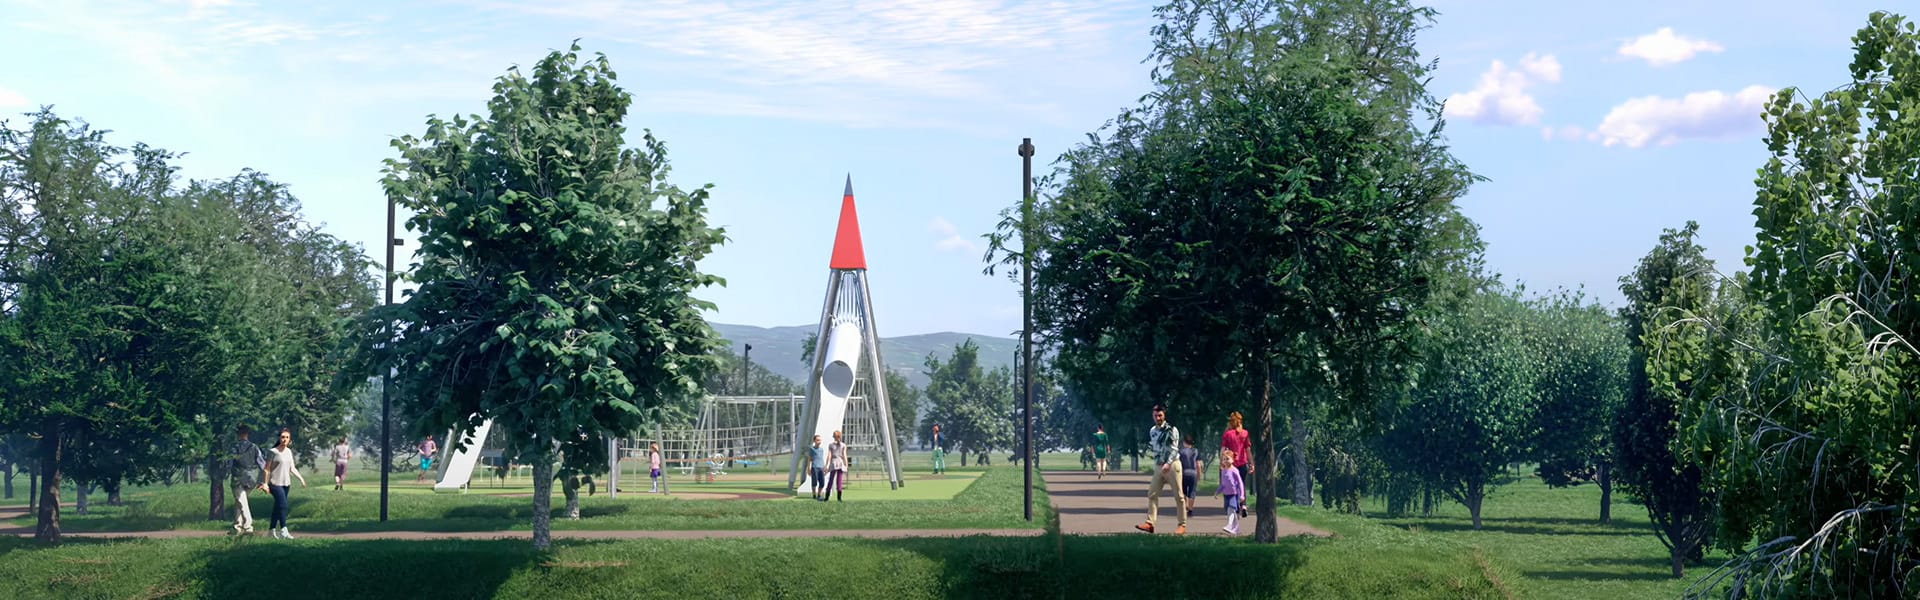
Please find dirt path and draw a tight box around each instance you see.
[1041,470,1330,537]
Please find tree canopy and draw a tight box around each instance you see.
[350,45,726,550]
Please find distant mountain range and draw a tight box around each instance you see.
[711,322,1018,390]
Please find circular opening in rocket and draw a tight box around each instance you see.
[822,360,855,398]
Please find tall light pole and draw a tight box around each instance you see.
[380,195,402,522]
[1018,137,1035,522]
[741,343,753,394]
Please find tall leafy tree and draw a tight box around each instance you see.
[1615,222,1717,578]
[921,340,1014,465]
[351,45,725,550]
[1382,282,1538,529]
[987,0,1477,542]
[1678,12,1920,596]
[1528,290,1630,523]
[0,112,259,542]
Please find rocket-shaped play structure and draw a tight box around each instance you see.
[789,176,905,492]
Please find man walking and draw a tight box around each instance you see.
[330,437,352,491]
[1136,404,1187,535]
[228,425,267,535]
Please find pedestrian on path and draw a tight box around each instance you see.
[1218,449,1245,535]
[1222,411,1252,518]
[330,437,351,491]
[415,434,438,482]
[1136,404,1187,535]
[265,428,307,539]
[649,443,664,493]
[1179,437,1200,519]
[807,435,828,501]
[1092,426,1110,480]
[930,424,946,475]
[827,430,850,502]
[227,425,267,535]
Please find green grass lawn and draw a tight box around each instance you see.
[0,512,1512,600]
[1282,473,1726,600]
[10,466,1043,533]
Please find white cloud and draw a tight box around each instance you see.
[1617,28,1724,67]
[1445,53,1561,126]
[1591,85,1775,148]
[930,217,979,254]
[0,87,29,110]
[1539,125,1586,141]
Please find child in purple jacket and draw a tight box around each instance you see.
[1218,449,1246,535]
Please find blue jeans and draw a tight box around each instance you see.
[269,484,290,529]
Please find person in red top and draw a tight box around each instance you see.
[1221,411,1252,518]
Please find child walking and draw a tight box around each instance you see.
[827,430,849,502]
[807,435,828,501]
[1179,437,1200,519]
[1218,449,1246,535]
[648,443,664,493]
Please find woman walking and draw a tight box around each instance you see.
[265,428,307,539]
[1221,412,1252,518]
[330,437,351,491]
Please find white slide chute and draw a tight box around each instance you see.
[433,417,495,493]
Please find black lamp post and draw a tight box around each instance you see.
[1018,137,1035,522]
[380,195,403,522]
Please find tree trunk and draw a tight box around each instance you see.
[960,451,968,467]
[1422,488,1433,517]
[563,475,581,520]
[77,483,94,515]
[531,453,556,550]
[1289,401,1311,506]
[1468,481,1484,530]
[1670,546,1685,578]
[1597,463,1613,524]
[1255,355,1280,543]
[208,453,227,521]
[106,478,122,506]
[3,461,11,499]
[28,468,37,510]
[35,424,62,544]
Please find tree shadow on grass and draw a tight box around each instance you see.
[192,537,538,598]
[860,533,1309,599]
[1526,568,1682,583]
[1385,519,1647,537]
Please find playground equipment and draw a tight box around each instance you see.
[788,176,904,492]
[433,417,495,493]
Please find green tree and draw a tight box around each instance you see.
[1527,290,1630,523]
[0,112,257,542]
[350,45,725,550]
[1615,222,1717,578]
[921,340,1014,466]
[1382,283,1538,529]
[986,0,1477,542]
[1677,12,1920,596]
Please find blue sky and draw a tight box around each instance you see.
[0,0,1895,337]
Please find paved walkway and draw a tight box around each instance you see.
[1042,470,1330,537]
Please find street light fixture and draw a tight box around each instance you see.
[380,195,403,522]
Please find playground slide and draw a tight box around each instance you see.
[433,417,495,493]
[798,318,861,492]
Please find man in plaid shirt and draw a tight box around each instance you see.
[1135,404,1187,535]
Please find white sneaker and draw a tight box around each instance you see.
[281,528,294,539]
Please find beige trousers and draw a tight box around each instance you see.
[1147,461,1187,526]
[232,486,254,532]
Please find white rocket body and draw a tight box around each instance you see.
[801,319,863,490]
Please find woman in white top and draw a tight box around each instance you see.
[265,428,307,539]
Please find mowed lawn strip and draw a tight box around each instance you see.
[7,467,1045,534]
[0,520,1511,599]
[1278,474,1727,600]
